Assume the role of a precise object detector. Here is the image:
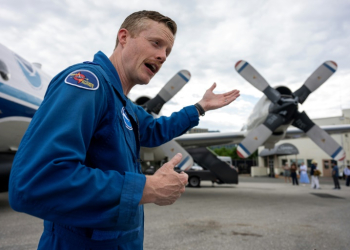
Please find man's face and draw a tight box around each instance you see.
[121,20,175,86]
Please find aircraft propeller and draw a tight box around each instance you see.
[143,70,191,115]
[235,60,345,161]
[293,61,337,104]
[138,70,194,171]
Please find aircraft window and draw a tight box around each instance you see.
[0,60,10,81]
[15,54,33,73]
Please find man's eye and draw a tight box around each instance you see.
[153,41,159,45]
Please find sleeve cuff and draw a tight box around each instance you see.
[116,172,146,227]
[183,105,200,127]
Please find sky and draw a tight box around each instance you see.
[1,0,350,132]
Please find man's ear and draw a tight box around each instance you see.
[118,28,129,47]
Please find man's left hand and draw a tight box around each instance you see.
[197,83,240,112]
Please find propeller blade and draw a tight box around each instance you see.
[237,113,285,158]
[292,111,345,161]
[160,140,194,171]
[293,61,337,104]
[145,70,191,114]
[235,60,280,103]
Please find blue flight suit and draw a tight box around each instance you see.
[9,51,199,249]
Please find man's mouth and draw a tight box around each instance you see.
[145,63,158,74]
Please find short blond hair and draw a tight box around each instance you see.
[114,10,177,49]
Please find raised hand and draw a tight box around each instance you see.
[197,83,240,112]
[140,153,188,206]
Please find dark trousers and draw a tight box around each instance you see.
[291,172,298,185]
[333,176,341,189]
[346,176,350,186]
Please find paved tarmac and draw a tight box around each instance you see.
[0,176,349,250]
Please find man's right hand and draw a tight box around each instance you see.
[140,153,188,206]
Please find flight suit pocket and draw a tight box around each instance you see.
[118,116,137,161]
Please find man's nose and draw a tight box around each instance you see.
[156,49,167,64]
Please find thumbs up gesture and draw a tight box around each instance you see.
[140,153,188,206]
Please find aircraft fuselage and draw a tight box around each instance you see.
[0,44,50,152]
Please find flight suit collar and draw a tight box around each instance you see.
[92,51,137,121]
[93,51,125,98]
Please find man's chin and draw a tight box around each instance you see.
[138,77,153,85]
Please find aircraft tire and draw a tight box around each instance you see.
[189,176,200,187]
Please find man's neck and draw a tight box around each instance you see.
[109,50,133,96]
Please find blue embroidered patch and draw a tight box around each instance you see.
[65,70,99,90]
[121,107,133,130]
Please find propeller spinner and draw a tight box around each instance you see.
[235,60,345,161]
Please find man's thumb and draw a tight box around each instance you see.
[164,153,182,170]
[209,82,216,92]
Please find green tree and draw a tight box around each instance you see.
[213,146,257,160]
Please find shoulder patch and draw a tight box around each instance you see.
[65,69,99,90]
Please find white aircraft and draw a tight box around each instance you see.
[175,60,349,162]
[1,42,350,191]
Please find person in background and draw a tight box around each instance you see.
[312,162,321,189]
[310,159,318,189]
[290,162,298,186]
[332,160,341,190]
[344,165,350,187]
[299,162,309,186]
[283,163,291,183]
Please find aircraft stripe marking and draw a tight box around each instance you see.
[323,63,336,73]
[0,93,39,111]
[0,96,37,118]
[177,155,190,169]
[237,62,248,73]
[0,82,42,106]
[177,72,189,82]
[331,146,343,159]
[238,143,250,155]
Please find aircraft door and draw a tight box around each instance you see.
[322,159,332,177]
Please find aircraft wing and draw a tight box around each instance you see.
[174,124,350,148]
[284,124,350,140]
[175,131,246,147]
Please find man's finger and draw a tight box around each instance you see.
[225,91,240,103]
[209,82,217,92]
[178,171,188,185]
[229,93,240,102]
[223,89,240,97]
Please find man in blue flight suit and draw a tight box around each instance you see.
[9,11,240,249]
